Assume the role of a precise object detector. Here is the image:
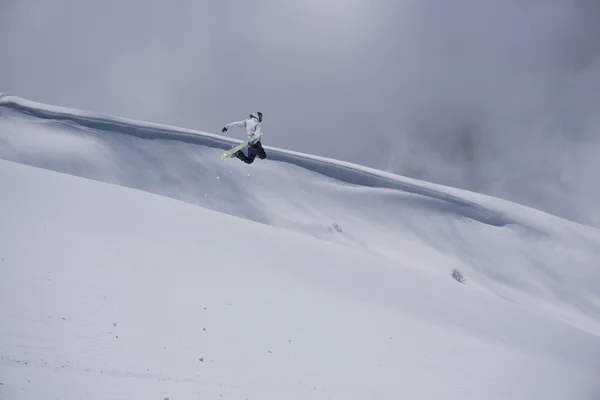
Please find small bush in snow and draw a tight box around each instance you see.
[452,268,466,284]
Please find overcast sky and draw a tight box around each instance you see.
[1,0,599,225]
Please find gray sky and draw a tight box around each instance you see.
[1,0,599,225]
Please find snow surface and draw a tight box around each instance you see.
[1,94,600,399]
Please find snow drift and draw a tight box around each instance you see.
[1,94,600,399]
[1,94,598,333]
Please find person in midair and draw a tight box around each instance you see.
[221,112,266,164]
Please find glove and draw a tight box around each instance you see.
[221,127,228,132]
[248,140,255,145]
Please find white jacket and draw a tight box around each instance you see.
[225,114,262,140]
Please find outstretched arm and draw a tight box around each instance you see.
[222,120,245,132]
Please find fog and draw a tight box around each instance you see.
[1,0,599,225]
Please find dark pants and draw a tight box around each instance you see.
[235,141,267,164]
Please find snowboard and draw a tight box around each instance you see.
[220,131,263,160]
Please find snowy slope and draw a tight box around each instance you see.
[1,94,599,334]
[1,159,599,400]
[1,94,600,399]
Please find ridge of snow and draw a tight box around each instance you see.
[0,93,580,224]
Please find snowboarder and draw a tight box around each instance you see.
[221,112,266,164]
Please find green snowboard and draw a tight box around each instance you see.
[220,131,263,160]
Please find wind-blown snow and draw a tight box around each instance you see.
[1,94,600,399]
